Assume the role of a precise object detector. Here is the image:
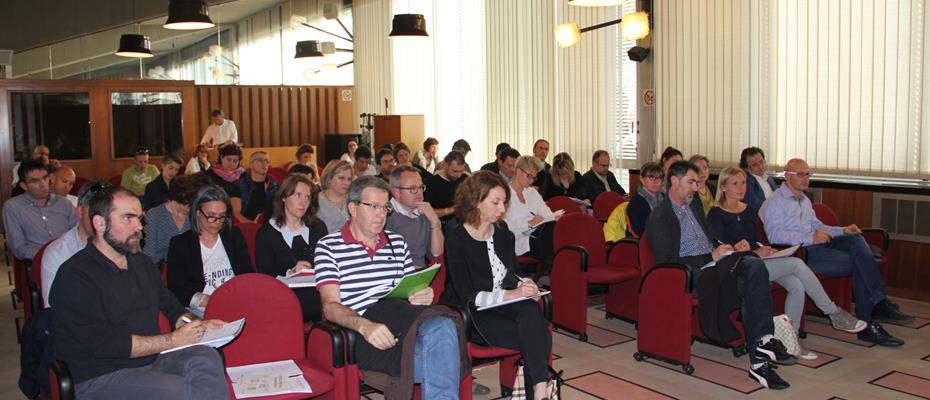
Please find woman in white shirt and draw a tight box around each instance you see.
[339,139,358,163]
[504,156,561,260]
[185,144,211,175]
[167,185,253,310]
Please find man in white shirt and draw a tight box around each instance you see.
[51,166,78,207]
[740,146,776,210]
[41,180,106,307]
[200,109,239,149]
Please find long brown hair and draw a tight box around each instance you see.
[454,171,511,226]
[271,174,320,228]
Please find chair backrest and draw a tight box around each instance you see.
[545,195,583,215]
[554,213,606,264]
[812,203,840,226]
[430,255,446,304]
[25,240,54,319]
[235,223,260,268]
[204,273,304,366]
[638,234,656,275]
[267,167,288,183]
[108,175,122,188]
[70,177,89,196]
[593,192,626,221]
[756,217,771,245]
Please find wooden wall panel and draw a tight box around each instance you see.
[820,188,873,226]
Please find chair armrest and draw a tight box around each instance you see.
[540,292,552,321]
[344,329,360,365]
[553,245,589,272]
[306,321,346,369]
[50,360,75,400]
[607,239,639,268]
[861,228,890,252]
[27,282,41,318]
[639,263,692,294]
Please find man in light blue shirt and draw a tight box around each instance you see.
[40,181,107,307]
[2,159,77,261]
[760,158,914,347]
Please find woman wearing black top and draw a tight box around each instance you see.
[540,152,586,201]
[167,185,253,309]
[255,174,328,322]
[441,171,551,400]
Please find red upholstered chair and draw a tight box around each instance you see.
[551,213,639,341]
[70,177,89,196]
[205,273,344,399]
[235,222,260,269]
[593,192,626,222]
[812,203,890,282]
[108,175,122,188]
[544,195,582,215]
[267,167,289,183]
[24,241,53,322]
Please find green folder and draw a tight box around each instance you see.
[384,264,440,299]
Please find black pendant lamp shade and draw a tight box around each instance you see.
[115,34,154,58]
[295,40,325,58]
[163,0,215,30]
[389,14,428,38]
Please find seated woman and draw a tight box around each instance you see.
[606,162,665,241]
[504,156,561,260]
[540,152,586,201]
[441,171,552,400]
[143,175,198,265]
[204,144,245,193]
[339,139,358,164]
[317,160,353,233]
[286,144,320,184]
[185,144,211,175]
[256,175,327,322]
[689,154,716,215]
[167,185,253,310]
[707,167,867,360]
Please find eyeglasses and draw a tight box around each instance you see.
[643,175,664,182]
[518,168,537,180]
[357,201,393,214]
[395,185,426,194]
[199,209,228,223]
[785,171,812,178]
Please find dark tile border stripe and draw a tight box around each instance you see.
[798,348,843,370]
[554,324,635,349]
[804,319,877,348]
[564,370,680,400]
[868,370,930,400]
[644,354,764,395]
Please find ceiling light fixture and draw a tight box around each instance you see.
[163,0,215,30]
[295,40,325,58]
[389,14,429,38]
[620,11,650,40]
[555,19,620,48]
[115,34,153,58]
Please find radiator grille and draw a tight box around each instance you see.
[873,193,930,244]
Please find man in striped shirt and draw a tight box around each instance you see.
[315,176,464,399]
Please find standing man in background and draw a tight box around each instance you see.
[200,109,239,149]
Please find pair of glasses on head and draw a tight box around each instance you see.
[199,209,228,223]
[134,148,150,156]
[518,168,537,180]
[395,185,426,194]
[357,201,394,214]
[785,171,813,178]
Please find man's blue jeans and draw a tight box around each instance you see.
[413,316,461,399]
[804,234,886,322]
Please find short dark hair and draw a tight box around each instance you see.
[452,139,471,152]
[660,147,684,166]
[211,109,225,117]
[534,139,549,147]
[498,147,520,162]
[376,148,394,164]
[739,147,766,169]
[666,161,699,188]
[168,175,200,205]
[218,144,242,160]
[163,153,184,166]
[271,174,319,228]
[188,185,233,235]
[454,171,510,226]
[639,162,665,180]
[390,165,421,188]
[288,163,314,176]
[18,158,49,183]
[393,142,411,157]
[77,180,111,207]
[443,150,466,166]
[354,145,373,160]
[296,144,314,158]
[134,147,150,157]
[494,143,511,156]
[87,186,137,233]
[592,150,609,163]
[423,137,439,150]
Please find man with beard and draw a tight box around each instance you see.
[49,187,230,399]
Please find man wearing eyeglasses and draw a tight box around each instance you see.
[740,147,776,210]
[2,158,77,261]
[315,176,467,399]
[376,148,397,183]
[387,166,443,268]
[581,150,626,201]
[121,147,160,196]
[760,158,915,347]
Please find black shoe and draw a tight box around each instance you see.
[857,322,905,347]
[756,338,798,365]
[872,300,915,325]
[749,362,790,390]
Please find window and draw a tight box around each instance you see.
[111,92,184,158]
[10,92,92,161]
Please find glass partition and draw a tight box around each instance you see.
[111,92,184,158]
[10,92,92,161]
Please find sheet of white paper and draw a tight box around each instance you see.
[477,291,551,311]
[228,360,313,398]
[277,274,317,288]
[762,245,800,259]
[227,359,302,382]
[160,318,245,354]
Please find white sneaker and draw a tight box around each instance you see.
[797,339,818,360]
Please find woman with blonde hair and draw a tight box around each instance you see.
[540,152,585,200]
[707,167,866,360]
[317,160,353,233]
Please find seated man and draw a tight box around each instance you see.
[12,145,61,194]
[142,154,183,210]
[353,146,377,178]
[376,148,397,182]
[2,159,77,260]
[740,147,776,210]
[451,139,473,173]
[121,148,160,196]
[480,147,519,183]
[425,151,468,223]
[41,181,107,308]
[760,158,914,346]
[50,186,229,398]
[314,176,467,399]
[200,108,239,149]
[479,142,512,173]
[531,139,551,188]
[581,150,626,201]
[387,166,443,268]
[231,151,278,224]
[646,161,796,390]
[50,165,78,207]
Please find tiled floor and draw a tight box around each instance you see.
[2,247,928,399]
